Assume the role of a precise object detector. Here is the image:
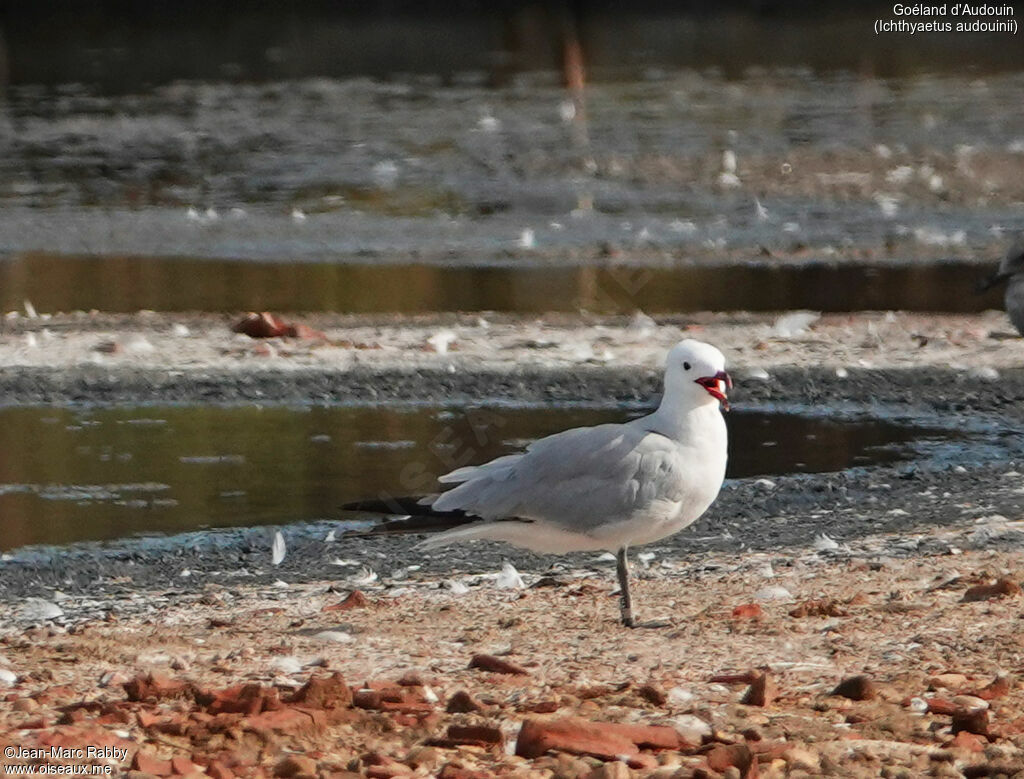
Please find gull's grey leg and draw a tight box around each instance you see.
[616,545,671,629]
[616,546,634,627]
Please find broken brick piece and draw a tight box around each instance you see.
[289,673,352,709]
[831,675,876,701]
[469,654,529,676]
[962,578,1022,602]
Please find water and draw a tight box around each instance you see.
[0,403,964,550]
[0,253,1004,314]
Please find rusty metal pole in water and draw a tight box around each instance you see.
[560,5,594,215]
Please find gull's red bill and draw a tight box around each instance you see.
[695,370,732,410]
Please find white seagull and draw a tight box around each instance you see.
[346,339,731,627]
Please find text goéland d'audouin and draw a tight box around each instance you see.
[884,4,1016,33]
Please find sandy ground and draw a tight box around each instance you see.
[2,309,1024,777]
[2,309,1024,380]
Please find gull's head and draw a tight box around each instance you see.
[664,339,732,411]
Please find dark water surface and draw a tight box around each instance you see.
[0,402,966,550]
[0,253,1004,314]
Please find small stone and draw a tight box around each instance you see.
[740,670,774,707]
[274,755,318,777]
[405,747,444,771]
[21,598,64,621]
[951,707,989,737]
[468,654,529,675]
[671,714,712,745]
[637,683,667,706]
[789,599,847,618]
[951,694,989,714]
[13,698,39,713]
[831,675,876,701]
[929,673,968,690]
[783,746,820,771]
[446,690,483,713]
[584,762,634,779]
[705,743,754,776]
[100,671,129,688]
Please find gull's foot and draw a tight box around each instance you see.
[622,617,673,629]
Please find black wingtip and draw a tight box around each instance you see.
[341,495,465,518]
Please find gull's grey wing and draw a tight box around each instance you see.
[430,423,687,531]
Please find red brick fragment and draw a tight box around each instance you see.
[731,603,764,619]
[962,577,1022,602]
[444,724,504,747]
[515,716,684,760]
[950,730,986,753]
[927,697,958,716]
[974,674,1012,701]
[233,312,289,338]
[353,689,383,709]
[288,673,352,709]
[706,743,757,777]
[469,654,529,675]
[516,718,636,760]
[245,707,325,738]
[285,323,326,340]
[132,750,173,776]
[207,762,235,779]
[171,756,200,775]
[831,675,876,701]
[232,312,325,340]
[198,683,282,715]
[322,590,369,612]
[124,673,190,702]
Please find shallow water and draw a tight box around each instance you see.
[0,403,967,550]
[1,67,1021,266]
[0,252,1004,314]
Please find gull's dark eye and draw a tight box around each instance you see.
[683,361,691,371]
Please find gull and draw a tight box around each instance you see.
[344,339,731,628]
[979,239,1024,336]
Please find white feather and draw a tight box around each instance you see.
[271,531,286,566]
